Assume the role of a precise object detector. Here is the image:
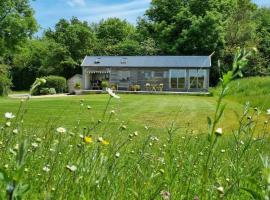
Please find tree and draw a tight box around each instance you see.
[0,64,12,96]
[253,7,270,75]
[45,17,96,77]
[96,18,136,45]
[0,0,37,57]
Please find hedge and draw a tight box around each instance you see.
[42,76,67,93]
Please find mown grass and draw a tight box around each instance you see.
[0,94,246,133]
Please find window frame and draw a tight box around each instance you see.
[169,69,187,89]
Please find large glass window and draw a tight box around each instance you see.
[170,70,186,89]
[189,69,198,89]
[198,70,207,88]
[189,69,207,89]
[119,71,130,81]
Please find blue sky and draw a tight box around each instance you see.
[31,0,269,33]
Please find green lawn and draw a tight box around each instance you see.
[0,94,245,133]
[0,93,269,199]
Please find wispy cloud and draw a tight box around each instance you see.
[67,0,86,7]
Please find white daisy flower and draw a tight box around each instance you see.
[12,129,18,134]
[215,128,223,136]
[4,112,15,119]
[110,110,115,115]
[217,186,224,194]
[267,109,270,115]
[43,166,50,172]
[115,152,120,158]
[14,144,19,150]
[31,143,38,148]
[66,165,77,172]
[106,88,120,99]
[56,127,66,133]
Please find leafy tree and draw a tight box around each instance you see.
[0,0,37,57]
[0,64,12,96]
[96,18,136,45]
[45,17,96,77]
[253,7,270,75]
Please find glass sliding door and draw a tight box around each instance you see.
[189,69,198,89]
[198,69,206,89]
[188,69,207,89]
[170,70,186,89]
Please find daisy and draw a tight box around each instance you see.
[66,165,77,172]
[267,109,270,115]
[106,88,120,99]
[115,152,120,158]
[56,127,66,133]
[160,191,170,200]
[217,186,224,194]
[12,129,18,134]
[4,112,15,119]
[215,128,223,136]
[31,143,38,148]
[43,166,50,172]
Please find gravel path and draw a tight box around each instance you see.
[8,93,74,99]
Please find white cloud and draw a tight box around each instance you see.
[79,0,150,23]
[67,0,86,7]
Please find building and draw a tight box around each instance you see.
[81,56,211,92]
[67,74,82,93]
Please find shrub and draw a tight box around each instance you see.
[39,88,56,95]
[130,85,141,91]
[101,81,109,89]
[74,82,81,90]
[43,76,67,93]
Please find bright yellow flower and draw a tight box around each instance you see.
[84,136,93,144]
[101,140,109,145]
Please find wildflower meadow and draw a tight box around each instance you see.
[0,49,270,200]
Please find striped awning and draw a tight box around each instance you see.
[86,70,110,74]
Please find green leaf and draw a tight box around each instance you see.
[127,188,139,198]
[0,168,10,183]
[241,187,264,200]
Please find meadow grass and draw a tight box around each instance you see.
[0,91,269,199]
[212,76,270,109]
[0,50,270,199]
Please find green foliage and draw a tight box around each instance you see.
[0,64,12,96]
[213,76,270,109]
[74,82,81,90]
[31,76,66,95]
[30,78,46,95]
[0,0,37,56]
[42,76,67,93]
[101,81,109,89]
[96,18,135,45]
[39,88,56,95]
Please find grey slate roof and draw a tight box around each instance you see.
[81,56,211,68]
